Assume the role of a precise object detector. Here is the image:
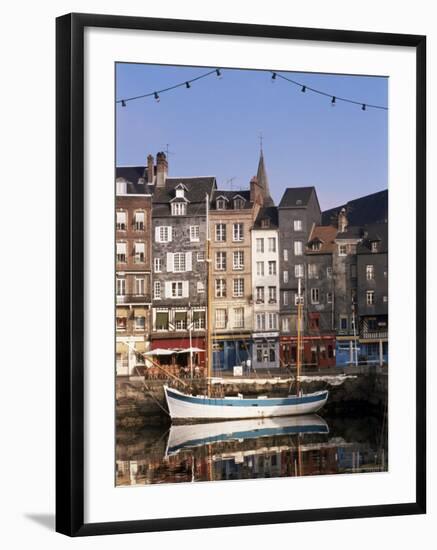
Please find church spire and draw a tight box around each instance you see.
[256,146,274,207]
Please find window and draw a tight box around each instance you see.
[308,264,318,279]
[171,282,184,298]
[366,290,375,305]
[216,198,227,210]
[268,286,277,303]
[366,265,375,280]
[116,242,127,263]
[283,249,288,261]
[233,278,244,297]
[156,226,171,243]
[155,311,168,330]
[326,292,333,304]
[327,266,333,278]
[215,309,227,329]
[309,314,320,330]
[256,261,264,276]
[339,315,348,330]
[189,225,200,241]
[310,241,322,251]
[134,316,146,330]
[175,187,185,198]
[268,261,277,275]
[174,311,187,330]
[294,220,302,231]
[116,316,127,331]
[173,252,186,273]
[256,286,265,303]
[116,179,127,195]
[268,313,277,330]
[135,277,145,295]
[134,211,145,230]
[234,198,245,210]
[233,251,244,270]
[338,244,347,256]
[154,257,162,272]
[283,270,289,283]
[192,311,205,329]
[268,237,276,252]
[261,218,270,228]
[283,291,288,306]
[310,288,320,304]
[256,313,266,331]
[134,242,145,263]
[171,202,186,216]
[197,251,205,262]
[197,281,205,293]
[215,223,226,242]
[371,241,379,252]
[294,241,303,256]
[153,281,161,300]
[282,317,290,332]
[215,251,226,271]
[116,211,126,230]
[256,238,264,253]
[294,264,304,278]
[233,307,244,328]
[233,223,244,242]
[215,279,226,298]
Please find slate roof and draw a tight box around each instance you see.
[357,223,388,254]
[322,189,388,227]
[256,151,274,207]
[306,225,338,254]
[253,206,279,229]
[116,165,155,194]
[210,189,252,210]
[278,187,316,208]
[152,176,217,217]
[335,226,363,240]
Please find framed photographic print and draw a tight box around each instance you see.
[56,13,426,536]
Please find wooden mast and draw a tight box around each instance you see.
[206,193,213,397]
[296,276,302,397]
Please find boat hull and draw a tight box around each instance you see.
[164,385,329,420]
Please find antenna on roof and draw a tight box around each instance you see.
[226,177,236,191]
[162,143,175,158]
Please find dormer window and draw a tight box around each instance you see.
[371,241,379,252]
[310,240,322,251]
[296,199,303,206]
[261,218,270,228]
[176,188,185,198]
[233,197,245,210]
[171,202,187,216]
[116,178,127,195]
[216,198,227,210]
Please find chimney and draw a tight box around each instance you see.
[338,208,348,232]
[156,151,168,188]
[147,154,154,184]
[250,176,261,204]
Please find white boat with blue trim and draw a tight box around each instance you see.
[164,385,328,420]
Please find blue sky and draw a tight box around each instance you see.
[116,64,388,211]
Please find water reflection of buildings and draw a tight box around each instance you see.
[116,416,387,486]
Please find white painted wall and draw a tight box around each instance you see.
[1,1,434,548]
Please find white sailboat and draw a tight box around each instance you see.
[163,194,328,421]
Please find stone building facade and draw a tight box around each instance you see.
[115,168,153,376]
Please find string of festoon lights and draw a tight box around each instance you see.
[116,68,388,111]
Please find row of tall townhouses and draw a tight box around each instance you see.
[115,150,388,376]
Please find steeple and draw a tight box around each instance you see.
[256,148,274,207]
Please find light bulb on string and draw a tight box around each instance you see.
[271,72,277,83]
[185,82,191,89]
[362,104,366,111]
[121,100,126,107]
[154,92,160,103]
[331,96,336,106]
[301,86,306,93]
[215,69,222,79]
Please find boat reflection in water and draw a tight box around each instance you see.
[116,411,387,486]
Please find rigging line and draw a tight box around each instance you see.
[272,71,388,110]
[116,69,220,104]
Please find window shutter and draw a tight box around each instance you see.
[164,282,172,298]
[182,281,189,298]
[168,226,173,242]
[166,252,174,272]
[155,227,160,242]
[185,252,192,272]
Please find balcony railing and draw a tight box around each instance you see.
[116,294,151,304]
[361,330,388,340]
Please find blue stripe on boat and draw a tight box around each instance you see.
[168,424,329,453]
[167,388,328,407]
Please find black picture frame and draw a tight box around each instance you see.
[56,12,426,537]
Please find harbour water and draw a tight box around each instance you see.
[116,407,387,486]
